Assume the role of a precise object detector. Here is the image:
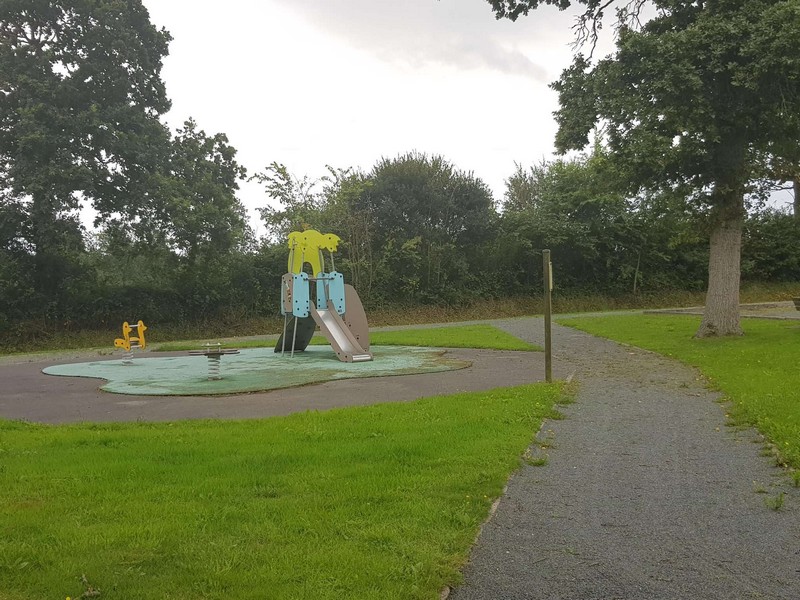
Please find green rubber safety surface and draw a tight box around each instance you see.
[42,346,470,396]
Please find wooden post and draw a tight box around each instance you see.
[543,249,553,383]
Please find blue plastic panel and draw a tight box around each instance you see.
[292,273,310,318]
[327,272,345,315]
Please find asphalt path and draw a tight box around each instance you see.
[0,346,553,423]
[450,318,800,600]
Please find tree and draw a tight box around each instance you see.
[91,118,251,321]
[159,119,249,263]
[316,167,377,297]
[486,0,800,336]
[0,0,172,312]
[163,119,251,316]
[252,162,325,241]
[503,161,548,213]
[501,151,642,293]
[742,208,800,283]
[253,154,498,306]
[362,152,497,304]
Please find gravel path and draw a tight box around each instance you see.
[451,317,800,600]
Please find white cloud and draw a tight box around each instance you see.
[142,0,582,232]
[278,0,573,81]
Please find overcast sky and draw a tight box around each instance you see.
[141,0,794,233]
[142,0,589,233]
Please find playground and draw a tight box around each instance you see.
[2,231,549,422]
[2,311,799,599]
[1,229,798,600]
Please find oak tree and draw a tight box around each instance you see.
[486,0,800,336]
[0,0,171,304]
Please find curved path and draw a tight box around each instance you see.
[451,317,800,599]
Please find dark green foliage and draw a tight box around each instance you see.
[1,1,799,347]
[251,152,498,308]
[361,153,497,305]
[251,162,323,240]
[0,0,172,321]
[0,1,257,342]
[496,151,710,295]
[742,209,800,282]
[553,1,800,195]
[486,0,573,21]
[1,143,798,349]
[489,0,800,336]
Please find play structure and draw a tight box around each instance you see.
[276,229,372,363]
[114,320,147,364]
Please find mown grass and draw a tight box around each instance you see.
[360,325,540,351]
[3,281,796,355]
[560,314,800,469]
[155,324,541,353]
[0,383,561,600]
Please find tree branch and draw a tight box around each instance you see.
[571,0,649,58]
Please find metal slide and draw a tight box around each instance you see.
[310,301,373,363]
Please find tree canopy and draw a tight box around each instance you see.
[486,0,800,336]
[1,0,799,349]
[0,0,172,302]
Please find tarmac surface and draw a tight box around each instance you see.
[449,315,800,600]
[0,345,548,423]
[2,308,799,598]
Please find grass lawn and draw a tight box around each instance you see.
[0,383,562,600]
[356,325,540,351]
[560,314,800,469]
[155,324,541,353]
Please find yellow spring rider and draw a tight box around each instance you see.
[114,320,147,364]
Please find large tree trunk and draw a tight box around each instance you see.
[696,186,744,338]
[794,178,799,219]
